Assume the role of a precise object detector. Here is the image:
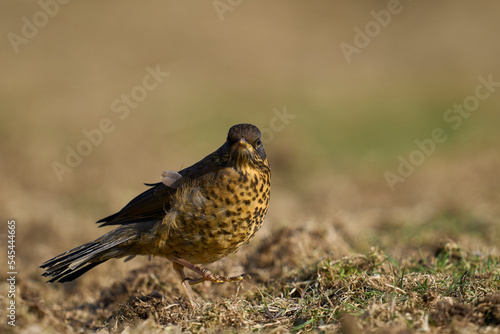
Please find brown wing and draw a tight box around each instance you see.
[96,143,225,228]
[96,182,176,227]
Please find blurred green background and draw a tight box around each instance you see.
[1,1,499,267]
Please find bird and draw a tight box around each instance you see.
[40,123,271,306]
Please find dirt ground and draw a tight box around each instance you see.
[1,1,500,333]
[2,149,500,333]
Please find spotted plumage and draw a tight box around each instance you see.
[40,124,271,306]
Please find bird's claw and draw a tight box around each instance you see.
[184,272,249,285]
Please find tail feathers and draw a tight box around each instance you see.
[45,260,106,283]
[40,230,136,283]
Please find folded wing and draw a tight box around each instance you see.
[96,182,176,227]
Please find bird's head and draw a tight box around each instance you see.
[222,123,269,169]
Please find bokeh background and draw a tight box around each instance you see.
[1,0,499,323]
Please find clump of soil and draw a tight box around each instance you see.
[430,294,500,327]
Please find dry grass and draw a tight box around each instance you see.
[3,227,499,333]
[3,154,500,333]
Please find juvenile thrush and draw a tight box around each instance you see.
[41,123,271,305]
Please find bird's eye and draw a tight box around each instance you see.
[255,139,262,147]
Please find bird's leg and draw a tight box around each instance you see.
[168,255,248,285]
[171,261,197,308]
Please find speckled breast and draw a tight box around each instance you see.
[160,166,271,264]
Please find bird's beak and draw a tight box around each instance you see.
[237,137,252,149]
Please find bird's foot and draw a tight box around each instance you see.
[168,255,249,286]
[185,270,249,285]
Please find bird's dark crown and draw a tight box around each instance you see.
[227,124,261,146]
